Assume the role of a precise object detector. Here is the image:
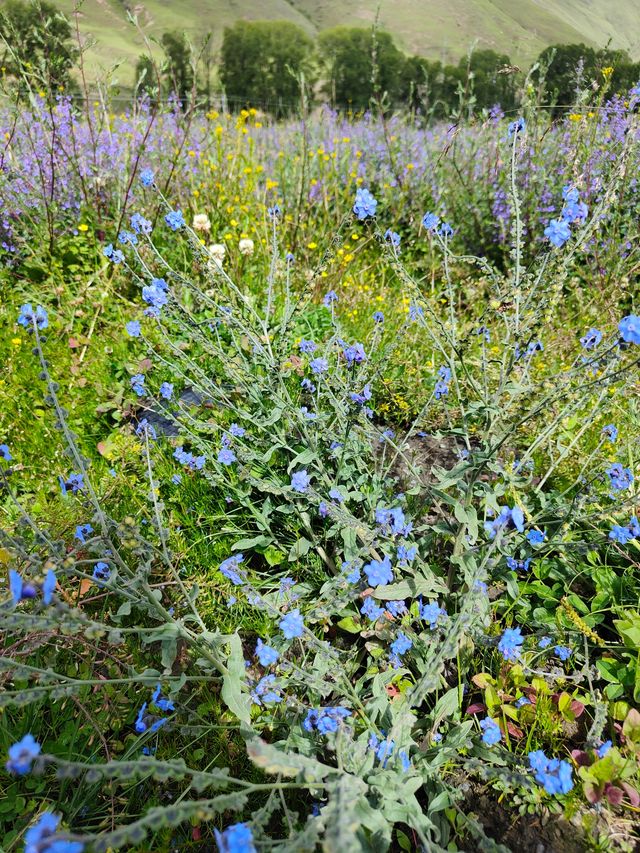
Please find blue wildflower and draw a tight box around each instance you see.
[609,517,640,543]
[384,228,400,248]
[159,382,173,400]
[74,523,93,543]
[596,740,612,758]
[385,600,407,617]
[360,596,385,621]
[41,569,56,605]
[214,822,256,853]
[103,243,124,264]
[251,674,282,706]
[139,168,154,187]
[508,117,525,136]
[142,281,168,317]
[580,328,603,350]
[92,562,110,585]
[24,812,84,853]
[0,443,11,461]
[363,554,393,587]
[528,750,573,795]
[439,222,453,238]
[434,365,451,399]
[299,339,316,354]
[342,561,361,584]
[310,357,328,375]
[255,639,279,667]
[350,383,372,405]
[219,554,246,585]
[506,556,531,572]
[130,374,146,397]
[516,696,531,708]
[554,645,572,661]
[526,529,545,545]
[291,470,310,493]
[422,211,440,231]
[342,342,366,364]
[218,447,237,466]
[164,209,185,230]
[279,608,304,639]
[538,636,552,648]
[602,424,618,443]
[353,187,377,219]
[323,290,338,307]
[136,419,156,440]
[480,717,502,746]
[498,627,524,661]
[390,632,412,666]
[6,733,41,775]
[303,706,352,734]
[606,462,633,493]
[544,218,571,248]
[485,505,525,538]
[130,212,152,234]
[373,310,384,323]
[59,472,85,495]
[126,320,141,338]
[397,544,416,564]
[17,303,48,330]
[619,315,640,344]
[419,600,446,629]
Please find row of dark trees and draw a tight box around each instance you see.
[2,1,640,118]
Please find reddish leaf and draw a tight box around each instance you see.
[571,749,591,767]
[192,826,201,841]
[583,781,602,803]
[506,721,524,739]
[621,783,640,807]
[69,337,80,348]
[605,784,624,806]
[570,700,585,718]
[465,703,486,716]
[385,684,400,698]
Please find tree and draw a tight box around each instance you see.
[161,31,194,106]
[534,43,598,113]
[134,54,158,102]
[318,27,404,110]
[461,49,519,112]
[220,20,314,115]
[0,0,78,98]
[534,43,639,114]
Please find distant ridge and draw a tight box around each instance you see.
[50,0,640,85]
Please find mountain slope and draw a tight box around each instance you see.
[50,0,640,86]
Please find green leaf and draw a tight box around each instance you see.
[263,545,287,566]
[623,708,640,744]
[221,633,251,723]
[246,737,333,780]
[232,534,272,551]
[321,776,367,853]
[288,537,313,561]
[374,576,446,600]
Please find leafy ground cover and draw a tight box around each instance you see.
[1,90,640,852]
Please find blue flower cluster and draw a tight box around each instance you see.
[528,750,573,795]
[303,706,352,734]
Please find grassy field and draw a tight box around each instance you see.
[1,68,640,851]
[52,0,640,85]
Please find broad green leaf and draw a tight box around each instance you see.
[221,633,251,723]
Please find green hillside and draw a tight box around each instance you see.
[49,0,640,86]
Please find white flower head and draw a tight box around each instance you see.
[239,238,255,256]
[193,213,211,233]
[207,242,226,272]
